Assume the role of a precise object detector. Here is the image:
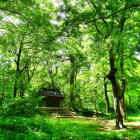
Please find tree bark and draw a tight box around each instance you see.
[119,93,125,118]
[119,53,126,119]
[107,47,126,128]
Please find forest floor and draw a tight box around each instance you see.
[55,113,140,139]
[55,111,140,130]
[85,114,140,131]
[0,113,140,140]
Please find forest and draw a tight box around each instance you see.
[0,0,140,139]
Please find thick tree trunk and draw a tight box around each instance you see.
[108,75,126,128]
[104,77,110,113]
[113,95,123,128]
[119,65,125,119]
[119,94,125,118]
[107,47,126,128]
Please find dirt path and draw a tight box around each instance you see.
[92,117,140,131]
[57,115,140,131]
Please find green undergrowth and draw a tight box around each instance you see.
[0,114,140,140]
[125,112,140,122]
[97,113,116,120]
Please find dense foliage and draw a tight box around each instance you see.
[0,0,140,139]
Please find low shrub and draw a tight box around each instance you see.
[0,97,41,118]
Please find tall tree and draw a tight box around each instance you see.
[59,0,140,128]
[0,0,58,98]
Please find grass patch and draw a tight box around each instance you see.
[0,113,139,140]
[125,112,140,123]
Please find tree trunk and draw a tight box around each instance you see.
[14,83,18,98]
[109,76,126,128]
[107,47,126,128]
[69,54,75,109]
[119,93,126,119]
[118,17,126,119]
[104,77,110,113]
[13,36,24,98]
[113,95,123,128]
[119,74,126,119]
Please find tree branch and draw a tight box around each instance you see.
[94,22,103,36]
[0,7,28,19]
[85,3,140,24]
[89,0,108,25]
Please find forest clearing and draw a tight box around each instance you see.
[0,0,140,139]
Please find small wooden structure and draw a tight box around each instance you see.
[39,88,65,107]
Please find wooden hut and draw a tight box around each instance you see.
[39,88,65,107]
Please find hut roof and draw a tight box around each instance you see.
[39,88,64,98]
